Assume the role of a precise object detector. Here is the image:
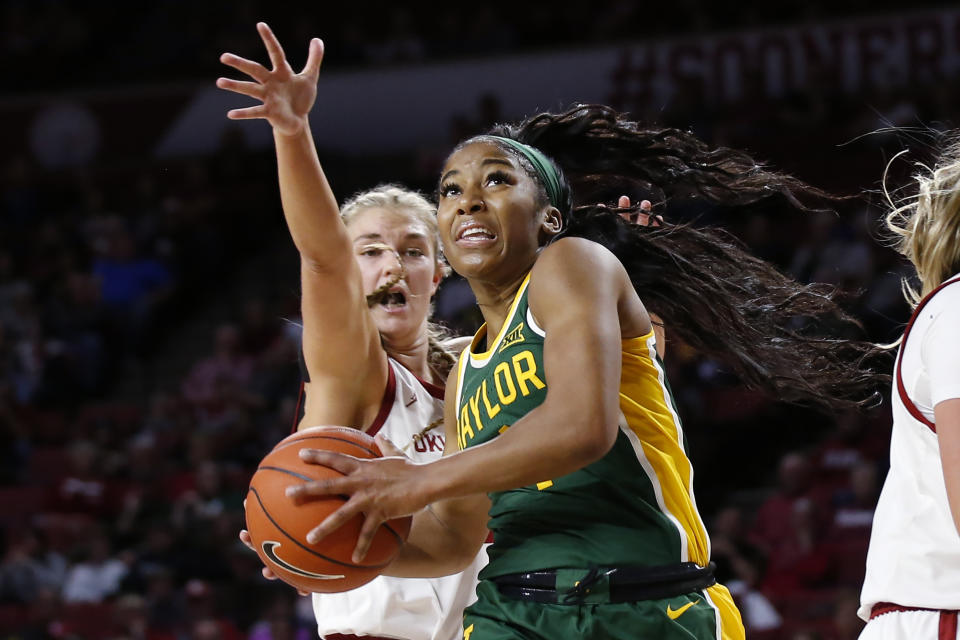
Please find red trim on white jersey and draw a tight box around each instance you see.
[896,278,960,433]
[292,381,305,433]
[291,363,399,438]
[412,372,445,400]
[941,611,959,640]
[365,363,397,439]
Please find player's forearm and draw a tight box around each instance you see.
[384,504,483,578]
[421,399,616,504]
[274,123,346,266]
[936,399,960,537]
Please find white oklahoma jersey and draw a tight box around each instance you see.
[859,273,960,624]
[312,358,486,640]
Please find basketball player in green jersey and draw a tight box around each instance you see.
[289,108,888,640]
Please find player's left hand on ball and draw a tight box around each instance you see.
[286,449,428,563]
[240,526,310,595]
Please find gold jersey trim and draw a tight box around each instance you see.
[466,274,533,366]
[617,331,711,566]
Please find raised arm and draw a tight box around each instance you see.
[218,23,341,263]
[218,24,385,425]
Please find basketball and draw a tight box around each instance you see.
[245,426,412,593]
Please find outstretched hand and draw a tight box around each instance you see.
[216,22,323,136]
[286,434,430,563]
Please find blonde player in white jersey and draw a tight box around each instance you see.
[217,23,485,640]
[858,141,960,639]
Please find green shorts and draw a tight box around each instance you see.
[462,579,744,640]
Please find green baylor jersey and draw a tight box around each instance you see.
[454,273,712,580]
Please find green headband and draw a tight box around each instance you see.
[488,136,565,211]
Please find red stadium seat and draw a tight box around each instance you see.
[700,387,771,423]
[75,402,142,432]
[26,447,71,485]
[0,486,47,524]
[772,587,841,622]
[61,602,117,639]
[826,538,870,588]
[0,604,28,633]
[33,513,97,552]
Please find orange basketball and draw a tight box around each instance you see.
[245,426,412,593]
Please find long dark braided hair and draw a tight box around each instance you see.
[456,104,888,412]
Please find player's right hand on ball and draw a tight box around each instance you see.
[216,22,323,137]
[289,441,426,563]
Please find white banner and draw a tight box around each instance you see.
[142,8,960,157]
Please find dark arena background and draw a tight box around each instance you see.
[2,2,958,638]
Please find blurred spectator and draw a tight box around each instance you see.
[368,9,426,64]
[1,285,46,404]
[190,617,229,640]
[761,497,833,596]
[190,618,222,640]
[0,251,29,318]
[46,439,117,518]
[749,452,829,554]
[18,585,64,640]
[91,221,168,311]
[223,547,284,631]
[167,461,243,585]
[61,529,129,603]
[710,506,781,636]
[164,160,225,285]
[792,210,875,291]
[112,592,175,640]
[171,461,243,531]
[712,506,765,583]
[145,567,187,636]
[248,593,312,640]
[0,157,40,230]
[91,221,173,355]
[830,589,865,640]
[184,580,241,640]
[0,528,67,604]
[812,411,886,490]
[122,526,179,593]
[829,461,880,540]
[238,298,282,357]
[140,390,186,436]
[114,437,175,556]
[0,378,29,483]
[41,270,108,402]
[181,324,255,413]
